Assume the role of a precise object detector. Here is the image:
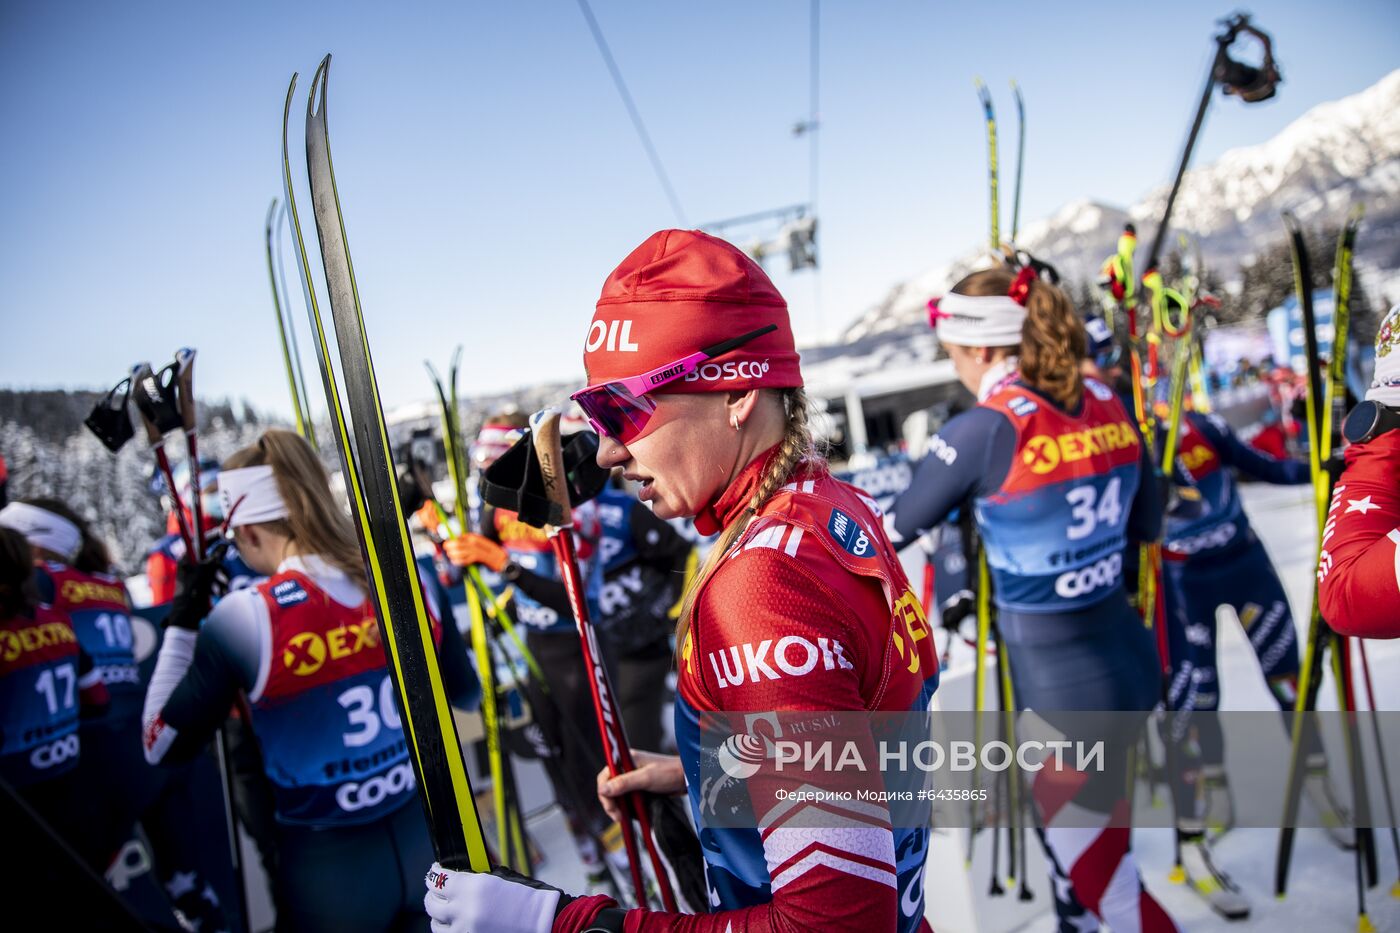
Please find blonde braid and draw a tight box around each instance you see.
[675,388,818,657]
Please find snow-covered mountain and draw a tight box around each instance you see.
[845,69,1400,341]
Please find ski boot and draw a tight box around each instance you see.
[1174,833,1250,921]
[1201,765,1236,839]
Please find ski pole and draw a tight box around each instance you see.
[1357,640,1400,897]
[130,363,197,560]
[173,348,205,561]
[132,358,249,932]
[466,565,530,872]
[172,347,254,931]
[531,408,676,911]
[987,610,1006,897]
[1328,208,1379,904]
[1276,214,1326,897]
[995,622,1026,897]
[1330,637,1376,930]
[966,544,990,869]
[988,761,1004,897]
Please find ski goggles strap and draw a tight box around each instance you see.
[480,429,610,528]
[570,324,777,443]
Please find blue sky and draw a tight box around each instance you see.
[2,0,1396,420]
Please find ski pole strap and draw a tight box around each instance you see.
[131,361,185,436]
[84,377,137,453]
[480,429,610,529]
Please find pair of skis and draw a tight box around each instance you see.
[973,78,1026,250]
[83,348,250,933]
[278,55,491,872]
[282,57,690,911]
[1273,208,1390,933]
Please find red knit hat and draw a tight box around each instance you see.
[583,229,802,392]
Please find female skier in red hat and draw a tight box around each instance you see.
[425,229,940,932]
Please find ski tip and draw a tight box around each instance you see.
[307,55,331,120]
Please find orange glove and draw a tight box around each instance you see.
[416,501,443,537]
[444,533,509,573]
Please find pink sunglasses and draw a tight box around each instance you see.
[570,325,777,443]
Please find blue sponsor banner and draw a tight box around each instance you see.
[1266,289,1334,374]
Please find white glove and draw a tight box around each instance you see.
[425,863,562,933]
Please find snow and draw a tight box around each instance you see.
[220,465,1397,931]
[1007,483,1400,933]
[512,483,1400,932]
[524,485,1400,932]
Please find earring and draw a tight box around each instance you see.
[731,415,741,431]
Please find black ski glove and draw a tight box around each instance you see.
[941,589,975,631]
[166,539,230,631]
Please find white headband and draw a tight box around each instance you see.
[219,465,290,528]
[929,292,1027,348]
[0,502,82,562]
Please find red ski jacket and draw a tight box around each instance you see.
[557,449,939,933]
[1318,431,1400,638]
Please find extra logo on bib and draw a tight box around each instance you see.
[827,508,872,558]
[282,620,380,676]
